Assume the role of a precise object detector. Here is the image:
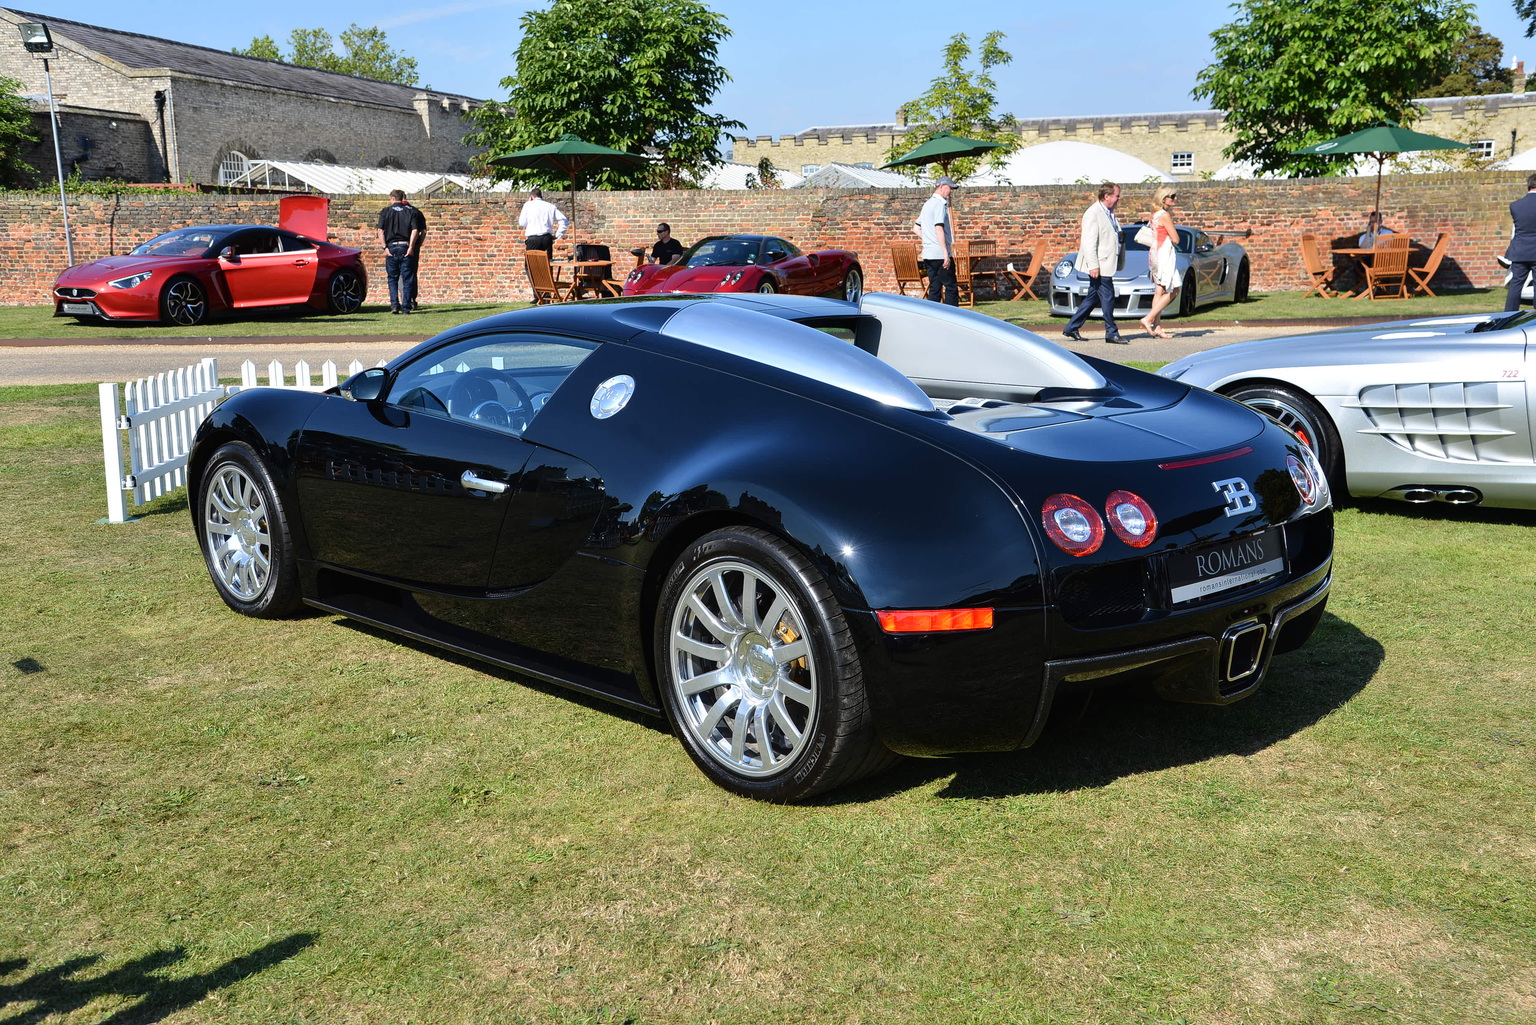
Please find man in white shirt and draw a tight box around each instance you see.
[914,176,958,305]
[1063,182,1126,344]
[518,188,569,253]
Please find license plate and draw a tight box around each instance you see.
[1166,528,1285,604]
[62,302,95,314]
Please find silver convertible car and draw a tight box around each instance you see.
[1160,311,1536,511]
[1050,224,1250,319]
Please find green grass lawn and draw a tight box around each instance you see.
[0,286,1513,341]
[2,386,1534,1024]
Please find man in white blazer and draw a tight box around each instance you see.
[1063,182,1126,344]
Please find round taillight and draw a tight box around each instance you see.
[1105,490,1158,548]
[1287,453,1318,504]
[1041,494,1104,557]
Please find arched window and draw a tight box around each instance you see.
[218,150,251,185]
[303,148,337,164]
[377,156,405,170]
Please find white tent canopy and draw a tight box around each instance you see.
[965,140,1173,187]
[697,162,804,189]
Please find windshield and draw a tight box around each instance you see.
[1121,225,1193,255]
[130,228,228,257]
[684,237,765,268]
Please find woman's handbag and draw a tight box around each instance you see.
[1133,223,1156,247]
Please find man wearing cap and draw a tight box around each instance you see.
[914,177,959,305]
[1063,182,1126,344]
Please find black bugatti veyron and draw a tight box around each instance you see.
[189,292,1333,801]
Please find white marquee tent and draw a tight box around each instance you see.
[965,140,1173,187]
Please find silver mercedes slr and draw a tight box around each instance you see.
[1049,224,1250,319]
[1160,311,1536,511]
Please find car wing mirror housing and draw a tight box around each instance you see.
[340,366,389,402]
[219,246,239,262]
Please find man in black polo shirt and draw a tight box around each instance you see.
[651,222,685,266]
[376,190,427,314]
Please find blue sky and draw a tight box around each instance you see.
[20,0,1536,141]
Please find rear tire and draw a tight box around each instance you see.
[841,266,863,302]
[1176,269,1197,317]
[1224,383,1344,495]
[326,268,365,314]
[655,526,897,801]
[196,442,303,618]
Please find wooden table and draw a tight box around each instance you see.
[1329,247,1375,298]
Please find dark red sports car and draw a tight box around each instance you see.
[623,234,862,300]
[52,221,367,326]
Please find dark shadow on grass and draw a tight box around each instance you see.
[823,610,1382,803]
[0,932,316,1025]
[331,618,671,737]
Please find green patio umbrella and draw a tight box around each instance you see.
[881,129,1005,177]
[487,133,648,223]
[1292,119,1468,216]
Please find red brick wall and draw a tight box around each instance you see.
[2,172,1527,305]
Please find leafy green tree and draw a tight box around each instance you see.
[0,76,38,187]
[1193,0,1474,176]
[233,25,420,86]
[467,0,742,189]
[1421,26,1514,96]
[887,31,1020,183]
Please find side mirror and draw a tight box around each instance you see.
[1196,242,1214,255]
[219,246,239,262]
[767,251,787,262]
[340,367,388,402]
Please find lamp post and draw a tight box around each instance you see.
[17,21,73,264]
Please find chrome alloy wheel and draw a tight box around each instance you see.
[842,268,863,302]
[667,558,818,779]
[1243,394,1320,451]
[203,463,273,600]
[163,279,206,325]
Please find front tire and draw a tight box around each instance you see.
[1224,383,1344,494]
[196,442,303,618]
[1234,258,1251,302]
[161,276,208,326]
[655,527,896,801]
[327,268,365,314]
[755,278,778,294]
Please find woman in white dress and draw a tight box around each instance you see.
[1141,186,1180,339]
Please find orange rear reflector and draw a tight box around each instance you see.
[877,608,995,633]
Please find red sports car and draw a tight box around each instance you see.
[52,223,367,326]
[623,234,862,300]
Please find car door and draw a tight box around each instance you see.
[765,238,817,293]
[219,228,319,306]
[294,331,602,593]
[1189,230,1229,297]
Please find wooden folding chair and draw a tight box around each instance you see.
[1408,232,1450,297]
[890,242,926,296]
[1006,240,1047,300]
[1300,233,1342,298]
[1363,234,1411,300]
[952,241,976,307]
[524,249,574,305]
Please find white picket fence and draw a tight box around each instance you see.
[99,355,368,522]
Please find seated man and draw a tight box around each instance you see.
[1358,211,1395,248]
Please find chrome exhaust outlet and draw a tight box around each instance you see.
[1435,488,1481,505]
[1221,620,1268,685]
[1387,487,1437,503]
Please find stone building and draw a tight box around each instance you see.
[0,7,484,185]
[733,67,1536,182]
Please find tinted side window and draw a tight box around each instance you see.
[386,333,599,436]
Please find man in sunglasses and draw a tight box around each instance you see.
[650,223,685,266]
